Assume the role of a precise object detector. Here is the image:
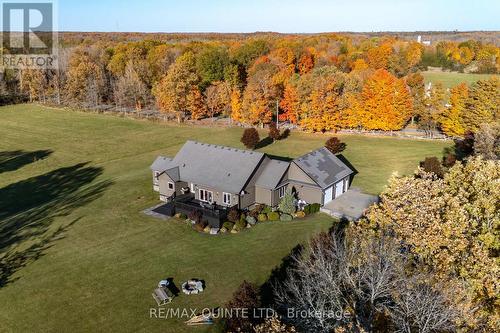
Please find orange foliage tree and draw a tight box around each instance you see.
[358,69,412,130]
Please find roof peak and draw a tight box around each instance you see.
[186,140,262,156]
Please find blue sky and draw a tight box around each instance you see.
[57,0,500,32]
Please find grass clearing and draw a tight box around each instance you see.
[422,71,498,88]
[0,104,451,332]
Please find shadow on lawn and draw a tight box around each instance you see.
[0,150,53,174]
[0,162,113,287]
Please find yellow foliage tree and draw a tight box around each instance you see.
[441,83,468,137]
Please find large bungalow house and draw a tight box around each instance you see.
[150,141,354,216]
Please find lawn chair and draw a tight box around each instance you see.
[152,287,174,306]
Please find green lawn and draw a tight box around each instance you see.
[0,104,450,332]
[422,71,498,89]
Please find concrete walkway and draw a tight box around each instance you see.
[321,188,379,221]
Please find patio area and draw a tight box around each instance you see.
[321,187,379,221]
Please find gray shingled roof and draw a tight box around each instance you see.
[294,147,353,189]
[150,156,172,171]
[158,141,265,194]
[255,158,290,190]
[165,166,180,182]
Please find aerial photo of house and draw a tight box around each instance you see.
[1,1,498,332]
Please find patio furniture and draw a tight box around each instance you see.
[152,286,174,306]
[181,279,204,295]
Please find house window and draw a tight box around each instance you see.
[223,192,231,205]
[199,189,213,203]
[278,186,287,198]
[168,182,174,190]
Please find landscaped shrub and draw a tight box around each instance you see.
[193,220,208,232]
[303,203,320,215]
[310,203,321,213]
[235,218,246,231]
[278,189,296,215]
[267,211,280,221]
[280,213,293,222]
[257,213,267,222]
[246,215,257,225]
[295,211,306,218]
[223,221,235,231]
[261,205,272,214]
[188,209,203,224]
[249,204,264,218]
[227,208,240,223]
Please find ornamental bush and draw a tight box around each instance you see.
[261,205,272,214]
[188,209,203,223]
[223,221,235,231]
[267,211,280,221]
[193,220,208,232]
[295,211,306,218]
[303,205,311,215]
[280,213,293,222]
[258,213,268,222]
[235,217,246,231]
[246,215,257,225]
[278,189,296,215]
[310,203,321,213]
[227,208,240,223]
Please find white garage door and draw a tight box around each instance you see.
[335,179,347,198]
[324,186,333,204]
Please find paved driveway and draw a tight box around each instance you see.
[321,188,379,221]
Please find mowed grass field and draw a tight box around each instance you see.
[422,70,498,88]
[0,104,450,332]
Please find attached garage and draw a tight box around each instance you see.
[324,186,333,204]
[323,176,350,205]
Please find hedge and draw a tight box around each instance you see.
[267,211,280,221]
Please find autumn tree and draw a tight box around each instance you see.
[279,81,300,124]
[186,87,207,120]
[241,61,279,125]
[230,88,243,122]
[241,128,260,149]
[404,72,426,124]
[205,81,231,119]
[224,280,261,333]
[268,122,281,142]
[196,46,229,89]
[19,69,46,102]
[473,122,500,160]
[358,69,412,131]
[366,41,394,70]
[419,156,444,178]
[441,83,468,137]
[325,137,346,154]
[114,61,150,109]
[274,226,463,332]
[66,46,107,106]
[364,158,500,330]
[152,51,199,122]
[462,77,500,132]
[421,82,445,136]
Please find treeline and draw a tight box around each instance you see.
[5,34,500,136]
